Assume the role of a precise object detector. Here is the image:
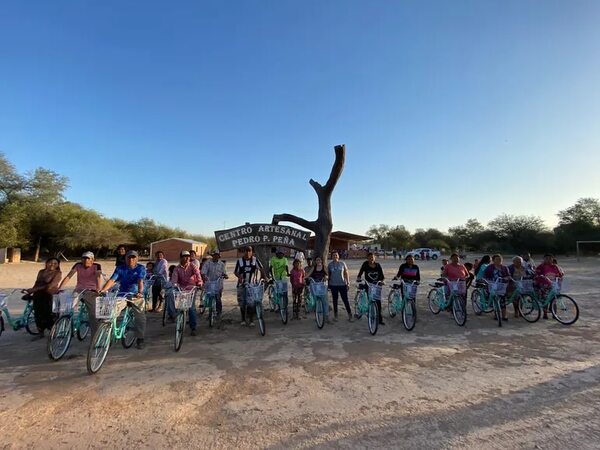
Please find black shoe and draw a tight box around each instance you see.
[502,317,508,322]
[136,338,145,349]
[379,321,385,325]
[190,329,197,336]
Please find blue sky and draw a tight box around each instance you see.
[1,0,599,237]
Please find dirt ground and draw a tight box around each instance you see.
[1,256,599,449]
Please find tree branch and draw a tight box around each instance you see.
[309,179,323,195]
[324,144,346,193]
[272,213,317,232]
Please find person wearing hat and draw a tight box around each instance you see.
[58,251,103,337]
[234,246,267,326]
[201,250,229,320]
[165,250,203,335]
[99,250,147,349]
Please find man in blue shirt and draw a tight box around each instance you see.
[99,250,147,349]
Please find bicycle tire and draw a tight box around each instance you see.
[452,296,467,326]
[162,300,167,327]
[121,313,136,349]
[493,296,502,327]
[353,291,363,320]
[0,315,4,337]
[174,311,185,352]
[518,294,540,323]
[77,304,90,341]
[403,299,416,331]
[267,285,276,312]
[280,294,288,325]
[25,305,39,335]
[256,303,266,336]
[551,294,579,325]
[315,296,324,329]
[471,289,483,315]
[388,291,397,318]
[428,289,442,315]
[196,289,205,316]
[368,301,378,335]
[87,322,112,375]
[48,315,73,361]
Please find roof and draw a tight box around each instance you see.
[308,231,371,242]
[150,237,205,245]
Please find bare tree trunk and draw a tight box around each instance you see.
[272,145,345,265]
[34,236,41,262]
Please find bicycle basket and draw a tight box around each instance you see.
[309,281,327,297]
[367,282,383,301]
[274,280,288,294]
[405,283,418,299]
[205,280,221,296]
[450,280,466,295]
[246,283,264,304]
[95,296,120,319]
[174,290,194,310]
[489,280,508,296]
[516,279,534,294]
[52,292,76,315]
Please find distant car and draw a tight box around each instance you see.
[406,248,441,260]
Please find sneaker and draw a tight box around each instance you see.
[136,338,145,349]
[190,329,197,336]
[249,321,255,327]
[240,321,246,326]
[379,321,386,326]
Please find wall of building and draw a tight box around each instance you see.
[150,241,207,262]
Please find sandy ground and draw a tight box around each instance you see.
[0,256,599,449]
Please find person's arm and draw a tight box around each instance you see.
[416,266,421,282]
[58,264,78,290]
[342,263,350,285]
[234,260,243,283]
[285,259,290,277]
[48,271,62,294]
[256,258,267,280]
[193,266,202,286]
[394,264,404,279]
[378,264,385,282]
[306,266,314,279]
[95,264,103,291]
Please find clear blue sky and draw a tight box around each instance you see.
[2,0,599,237]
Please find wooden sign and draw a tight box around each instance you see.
[215,224,310,251]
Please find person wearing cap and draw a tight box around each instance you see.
[165,250,203,335]
[99,250,147,349]
[234,246,267,326]
[58,251,103,337]
[201,250,228,319]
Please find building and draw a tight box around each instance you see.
[308,231,371,258]
[0,247,21,264]
[149,238,207,262]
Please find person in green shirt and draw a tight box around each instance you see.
[269,249,290,280]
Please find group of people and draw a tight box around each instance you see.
[22,245,565,348]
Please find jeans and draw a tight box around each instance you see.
[330,285,351,316]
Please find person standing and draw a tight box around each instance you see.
[25,257,62,339]
[290,259,305,320]
[98,250,147,349]
[356,252,386,325]
[168,251,202,335]
[234,246,267,326]
[57,251,103,337]
[269,249,290,280]
[115,244,127,267]
[151,251,169,312]
[327,251,353,322]
[201,250,228,319]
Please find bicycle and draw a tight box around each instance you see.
[173,286,197,352]
[427,278,467,326]
[487,278,509,327]
[202,279,223,328]
[527,277,578,325]
[269,279,289,324]
[387,280,418,331]
[142,275,162,312]
[507,278,541,323]
[244,281,266,336]
[47,290,91,360]
[305,278,329,329]
[0,290,39,337]
[86,292,138,374]
[353,280,382,335]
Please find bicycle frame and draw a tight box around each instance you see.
[1,292,33,331]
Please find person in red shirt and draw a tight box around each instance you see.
[535,254,564,319]
[290,259,305,320]
[441,253,469,304]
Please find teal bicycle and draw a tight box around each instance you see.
[387,280,418,331]
[86,292,137,374]
[471,278,511,327]
[524,276,578,325]
[353,281,381,335]
[0,290,39,337]
[269,279,289,324]
[427,278,467,326]
[47,290,91,360]
[172,286,196,352]
[244,281,266,336]
[506,278,541,323]
[305,278,328,329]
[202,279,223,328]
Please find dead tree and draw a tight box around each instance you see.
[272,144,345,264]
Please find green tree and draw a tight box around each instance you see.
[448,219,485,250]
[487,214,550,253]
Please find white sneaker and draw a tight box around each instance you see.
[240,321,246,326]
[249,321,255,327]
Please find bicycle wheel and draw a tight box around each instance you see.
[452,296,467,326]
[87,322,112,375]
[0,315,4,337]
[551,294,579,325]
[208,296,216,328]
[387,291,397,318]
[268,285,276,312]
[25,305,40,335]
[197,291,205,316]
[403,299,416,331]
[368,301,378,335]
[315,296,324,329]
[256,303,266,336]
[471,289,483,315]
[353,291,363,320]
[518,294,540,323]
[174,311,185,352]
[48,316,73,361]
[162,300,167,327]
[493,296,502,327]
[279,294,288,325]
[77,305,90,341]
[121,313,136,349]
[428,289,442,315]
